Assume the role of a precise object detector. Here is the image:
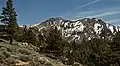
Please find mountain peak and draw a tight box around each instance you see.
[40,17,65,25]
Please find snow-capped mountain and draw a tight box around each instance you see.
[29,17,120,42]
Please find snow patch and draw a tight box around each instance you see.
[31,23,40,27]
[64,22,69,27]
[73,22,85,32]
[60,20,63,23]
[19,25,23,27]
[91,31,94,33]
[106,23,109,28]
[115,27,119,32]
[65,21,85,33]
[74,35,80,40]
[38,27,45,31]
[85,19,88,21]
[95,19,98,21]
[109,26,114,33]
[88,37,91,40]
[94,23,103,34]
[65,33,71,37]
[57,26,61,30]
[74,21,80,26]
[102,37,105,39]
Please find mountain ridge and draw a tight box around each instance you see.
[25,17,120,42]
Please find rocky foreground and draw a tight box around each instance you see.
[0,39,82,66]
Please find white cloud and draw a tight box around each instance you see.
[106,19,120,23]
[61,0,120,23]
[79,0,100,8]
[83,11,120,18]
[61,0,101,18]
[78,11,95,15]
[74,0,101,11]
[73,7,120,19]
[105,19,120,26]
[75,11,96,18]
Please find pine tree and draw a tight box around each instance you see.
[0,0,19,44]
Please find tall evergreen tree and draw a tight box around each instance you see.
[0,0,19,44]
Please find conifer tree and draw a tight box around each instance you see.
[0,0,19,44]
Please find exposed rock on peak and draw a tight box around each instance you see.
[41,17,65,25]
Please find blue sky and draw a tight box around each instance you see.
[0,0,120,26]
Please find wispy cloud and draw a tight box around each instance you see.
[61,0,120,26]
[104,19,120,26]
[74,0,101,11]
[74,7,120,19]
[106,19,120,23]
[78,11,95,15]
[81,11,120,18]
[61,0,101,18]
[79,0,100,8]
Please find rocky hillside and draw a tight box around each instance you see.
[0,39,73,66]
[29,17,120,42]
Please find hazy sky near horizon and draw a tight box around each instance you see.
[0,0,120,25]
